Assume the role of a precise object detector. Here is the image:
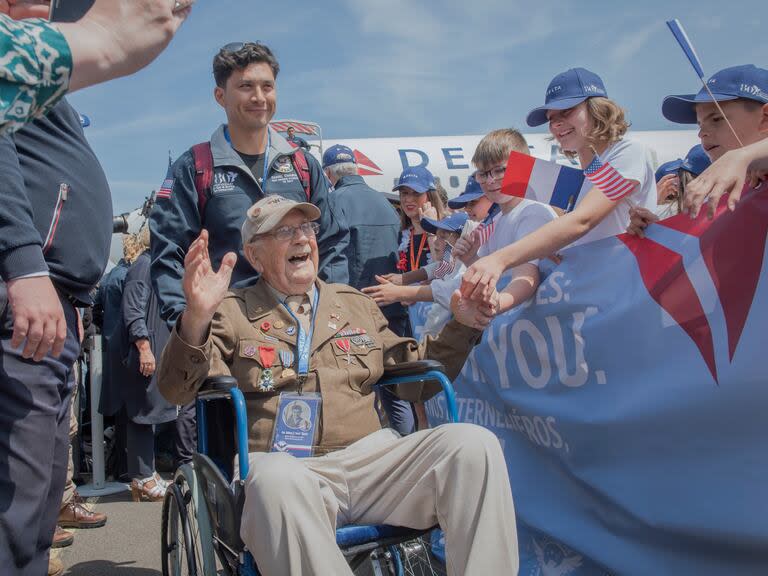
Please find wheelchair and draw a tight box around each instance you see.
[160,360,457,576]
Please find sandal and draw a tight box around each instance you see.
[130,473,167,502]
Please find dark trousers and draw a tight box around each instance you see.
[121,414,155,479]
[174,401,196,467]
[0,281,79,575]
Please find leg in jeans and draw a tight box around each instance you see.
[0,283,79,575]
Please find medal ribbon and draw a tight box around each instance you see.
[280,289,320,380]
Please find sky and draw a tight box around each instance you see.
[66,0,766,214]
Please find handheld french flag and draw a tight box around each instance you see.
[666,19,705,79]
[501,151,585,211]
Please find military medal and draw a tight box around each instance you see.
[243,344,257,357]
[274,320,285,330]
[285,325,296,336]
[279,350,296,379]
[335,338,355,365]
[258,346,276,392]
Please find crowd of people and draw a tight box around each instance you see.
[0,2,766,575]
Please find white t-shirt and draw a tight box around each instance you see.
[573,138,657,246]
[477,198,558,263]
[435,198,558,301]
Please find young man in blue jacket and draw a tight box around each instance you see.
[150,42,349,329]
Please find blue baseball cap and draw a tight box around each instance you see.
[79,114,90,128]
[526,67,608,127]
[420,211,469,235]
[654,145,712,182]
[655,159,683,182]
[662,65,768,124]
[447,174,484,208]
[681,144,711,176]
[322,144,356,168]
[392,166,436,194]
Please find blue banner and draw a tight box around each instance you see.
[424,187,768,575]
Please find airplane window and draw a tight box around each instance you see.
[450,176,459,188]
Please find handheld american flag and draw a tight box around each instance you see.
[433,245,456,280]
[472,214,498,246]
[583,156,635,201]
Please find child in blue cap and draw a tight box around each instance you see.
[655,145,711,218]
[461,68,657,302]
[628,64,768,235]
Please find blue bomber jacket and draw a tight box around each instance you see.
[149,125,350,328]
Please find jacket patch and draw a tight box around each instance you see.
[213,171,238,193]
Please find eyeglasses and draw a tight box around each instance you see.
[264,222,320,242]
[474,165,507,184]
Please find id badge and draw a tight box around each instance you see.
[271,392,322,458]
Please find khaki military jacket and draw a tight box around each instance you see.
[158,279,481,454]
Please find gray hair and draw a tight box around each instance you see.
[325,162,358,180]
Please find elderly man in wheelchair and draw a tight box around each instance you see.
[157,195,519,575]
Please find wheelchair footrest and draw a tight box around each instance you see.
[336,524,427,548]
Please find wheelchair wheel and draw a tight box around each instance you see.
[395,535,447,576]
[161,466,215,576]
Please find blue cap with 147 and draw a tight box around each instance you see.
[662,64,768,124]
[526,67,608,127]
[393,166,436,194]
[420,211,469,235]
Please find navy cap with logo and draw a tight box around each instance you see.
[654,145,712,182]
[526,67,608,127]
[322,144,357,168]
[392,166,436,194]
[681,144,711,175]
[448,174,484,208]
[420,211,469,235]
[655,159,683,183]
[662,64,768,124]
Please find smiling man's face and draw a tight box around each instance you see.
[245,209,319,295]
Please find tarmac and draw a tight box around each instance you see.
[57,490,165,575]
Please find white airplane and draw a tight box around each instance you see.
[276,119,701,197]
[109,121,700,265]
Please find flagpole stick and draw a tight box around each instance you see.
[698,81,744,147]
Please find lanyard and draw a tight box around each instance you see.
[280,289,320,392]
[409,230,428,271]
[223,126,271,187]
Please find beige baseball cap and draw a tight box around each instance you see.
[241,195,321,244]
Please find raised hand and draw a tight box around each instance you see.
[452,233,480,263]
[179,230,236,345]
[418,200,437,222]
[684,147,757,219]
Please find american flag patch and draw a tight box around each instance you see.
[157,178,174,199]
[583,156,635,201]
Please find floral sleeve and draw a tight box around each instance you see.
[0,15,72,135]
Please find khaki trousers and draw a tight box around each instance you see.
[61,376,79,507]
[240,423,519,576]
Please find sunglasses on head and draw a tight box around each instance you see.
[220,42,260,53]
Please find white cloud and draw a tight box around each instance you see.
[609,20,663,67]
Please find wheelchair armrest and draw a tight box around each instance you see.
[381,360,446,379]
[197,376,239,400]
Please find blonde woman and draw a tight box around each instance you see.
[461,67,657,301]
